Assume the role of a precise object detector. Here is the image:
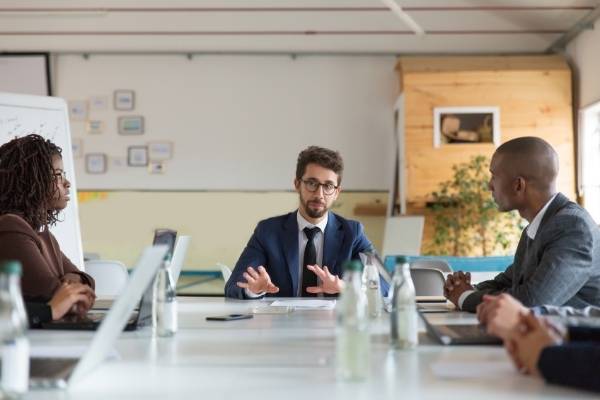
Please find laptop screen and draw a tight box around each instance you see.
[152,229,177,260]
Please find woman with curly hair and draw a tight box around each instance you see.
[0,134,95,315]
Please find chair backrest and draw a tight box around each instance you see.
[411,259,453,274]
[409,267,446,297]
[218,263,232,282]
[382,216,425,257]
[84,260,129,297]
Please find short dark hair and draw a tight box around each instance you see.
[295,146,343,185]
[0,134,62,230]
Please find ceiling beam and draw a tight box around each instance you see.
[546,4,600,53]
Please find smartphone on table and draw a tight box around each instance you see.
[206,314,253,321]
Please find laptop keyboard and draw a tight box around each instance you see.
[30,358,78,379]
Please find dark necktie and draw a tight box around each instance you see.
[301,227,320,296]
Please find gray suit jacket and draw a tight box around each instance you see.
[462,193,600,312]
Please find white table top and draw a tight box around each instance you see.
[25,297,596,400]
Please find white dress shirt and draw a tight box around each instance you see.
[245,210,328,298]
[457,194,558,310]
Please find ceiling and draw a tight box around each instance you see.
[0,0,599,54]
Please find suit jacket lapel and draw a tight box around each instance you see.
[537,193,569,235]
[323,212,343,272]
[283,212,299,296]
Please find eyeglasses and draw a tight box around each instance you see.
[301,179,338,195]
[53,170,67,183]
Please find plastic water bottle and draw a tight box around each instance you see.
[152,257,178,337]
[336,260,369,381]
[362,253,382,318]
[0,261,30,397]
[390,256,418,349]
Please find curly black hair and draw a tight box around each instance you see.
[0,134,63,231]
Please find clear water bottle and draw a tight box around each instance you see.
[390,256,418,349]
[0,261,30,397]
[336,260,369,381]
[152,256,178,337]
[362,253,382,318]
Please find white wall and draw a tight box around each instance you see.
[56,55,397,191]
[567,20,600,107]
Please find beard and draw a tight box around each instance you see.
[301,196,328,219]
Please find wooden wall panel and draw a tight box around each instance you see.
[397,56,575,204]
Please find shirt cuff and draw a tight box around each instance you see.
[458,290,475,310]
[244,288,266,298]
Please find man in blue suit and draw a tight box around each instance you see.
[225,146,375,299]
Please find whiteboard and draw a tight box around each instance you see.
[57,55,396,191]
[0,92,84,268]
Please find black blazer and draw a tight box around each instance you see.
[25,302,52,327]
[538,326,600,393]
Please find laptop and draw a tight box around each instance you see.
[29,245,168,389]
[418,310,502,345]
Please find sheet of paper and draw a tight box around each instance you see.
[31,345,119,360]
[270,300,336,310]
[430,360,515,379]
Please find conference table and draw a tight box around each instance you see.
[25,297,596,400]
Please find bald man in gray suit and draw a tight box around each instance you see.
[444,136,600,313]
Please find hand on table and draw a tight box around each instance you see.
[305,265,344,295]
[48,282,96,320]
[236,266,280,294]
[443,271,474,308]
[477,294,528,340]
[505,312,563,376]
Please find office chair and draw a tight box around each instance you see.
[85,260,129,297]
[409,267,446,297]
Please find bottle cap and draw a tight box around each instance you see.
[395,255,410,264]
[343,260,363,272]
[0,260,22,276]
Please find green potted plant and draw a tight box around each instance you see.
[426,155,523,256]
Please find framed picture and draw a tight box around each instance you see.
[433,107,500,148]
[148,141,173,160]
[68,100,88,121]
[86,120,104,134]
[118,116,144,135]
[90,95,108,111]
[114,90,135,111]
[85,153,107,174]
[128,146,148,167]
[71,138,83,159]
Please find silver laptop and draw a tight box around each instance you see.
[170,235,190,283]
[29,245,168,389]
[418,310,502,346]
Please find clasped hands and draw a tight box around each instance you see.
[475,294,565,376]
[236,265,343,295]
[443,271,474,307]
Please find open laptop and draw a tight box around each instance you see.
[29,245,168,389]
[418,310,502,345]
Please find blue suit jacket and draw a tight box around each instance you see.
[225,211,377,299]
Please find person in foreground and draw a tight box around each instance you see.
[476,293,600,392]
[225,146,374,299]
[444,136,600,312]
[0,134,95,312]
[505,309,600,393]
